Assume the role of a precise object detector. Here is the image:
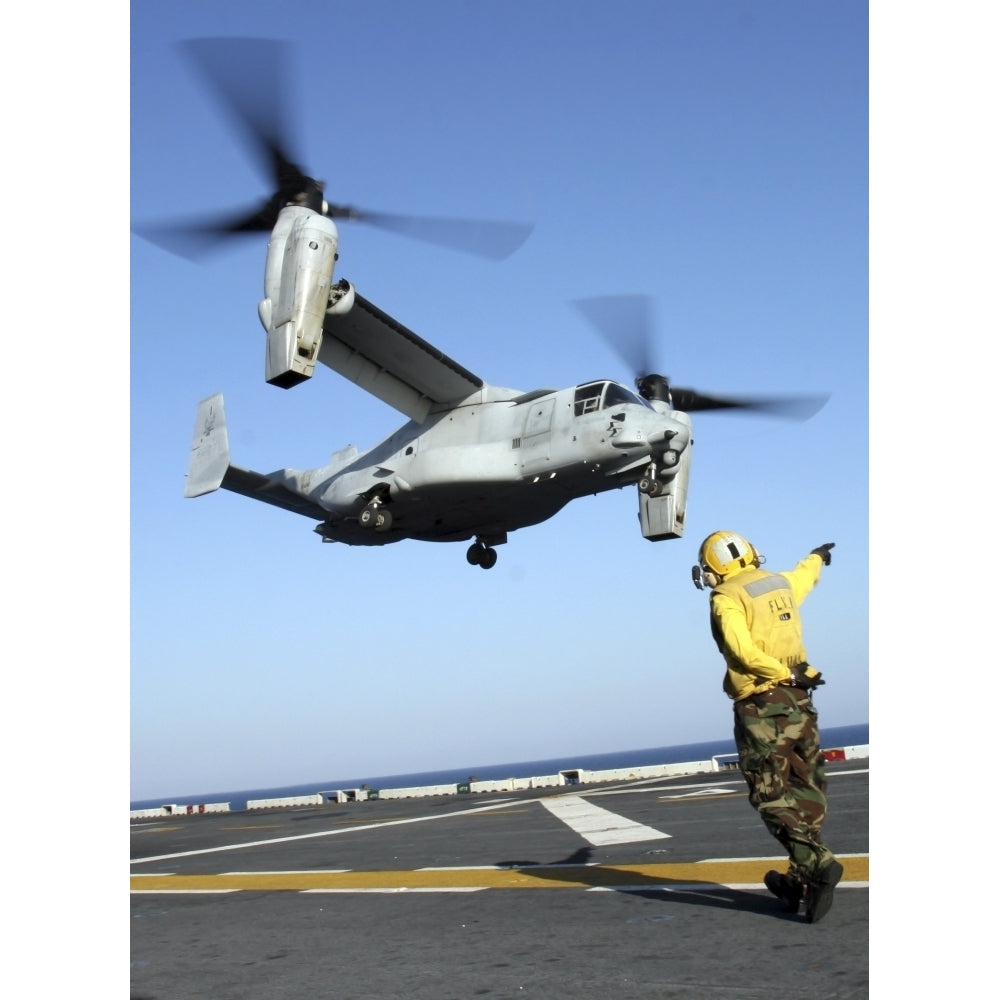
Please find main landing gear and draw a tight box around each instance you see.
[359,499,392,532]
[466,540,498,569]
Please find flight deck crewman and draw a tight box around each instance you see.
[692,531,843,923]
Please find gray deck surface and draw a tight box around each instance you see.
[131,758,869,999]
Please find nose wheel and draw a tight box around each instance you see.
[638,456,678,497]
[638,474,664,497]
[466,541,498,569]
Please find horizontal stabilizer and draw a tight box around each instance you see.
[217,465,328,519]
[185,394,231,498]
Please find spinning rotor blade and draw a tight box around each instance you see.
[135,36,533,261]
[572,294,657,379]
[572,294,829,420]
[132,208,278,260]
[337,210,534,261]
[667,387,830,420]
[177,37,299,197]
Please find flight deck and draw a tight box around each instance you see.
[131,757,869,999]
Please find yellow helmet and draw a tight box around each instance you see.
[693,531,763,589]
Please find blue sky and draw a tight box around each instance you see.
[128,1,871,803]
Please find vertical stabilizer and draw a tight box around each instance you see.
[185,394,232,497]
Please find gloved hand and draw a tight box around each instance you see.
[811,542,835,565]
[788,663,825,690]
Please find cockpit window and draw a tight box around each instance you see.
[573,381,651,416]
[573,382,604,416]
[603,382,651,409]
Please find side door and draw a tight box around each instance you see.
[518,397,555,476]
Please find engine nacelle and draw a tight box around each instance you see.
[259,206,340,388]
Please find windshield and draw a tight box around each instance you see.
[573,381,651,416]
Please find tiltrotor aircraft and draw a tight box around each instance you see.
[142,39,827,570]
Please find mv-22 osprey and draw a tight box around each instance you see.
[159,39,826,569]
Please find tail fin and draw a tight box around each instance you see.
[184,393,232,498]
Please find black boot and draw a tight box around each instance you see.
[804,858,844,924]
[764,869,803,913]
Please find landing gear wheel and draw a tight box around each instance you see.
[360,502,390,530]
[467,542,498,569]
[638,476,663,497]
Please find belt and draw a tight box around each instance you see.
[739,685,810,708]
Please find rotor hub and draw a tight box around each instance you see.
[636,374,671,404]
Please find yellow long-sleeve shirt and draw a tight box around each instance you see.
[708,553,824,701]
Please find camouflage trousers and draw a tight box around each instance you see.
[733,686,835,885]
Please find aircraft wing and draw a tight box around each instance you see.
[318,291,484,423]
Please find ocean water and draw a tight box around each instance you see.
[131,721,868,813]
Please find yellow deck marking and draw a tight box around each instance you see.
[132,855,868,893]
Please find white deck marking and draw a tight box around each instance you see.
[540,795,670,846]
[130,798,527,865]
